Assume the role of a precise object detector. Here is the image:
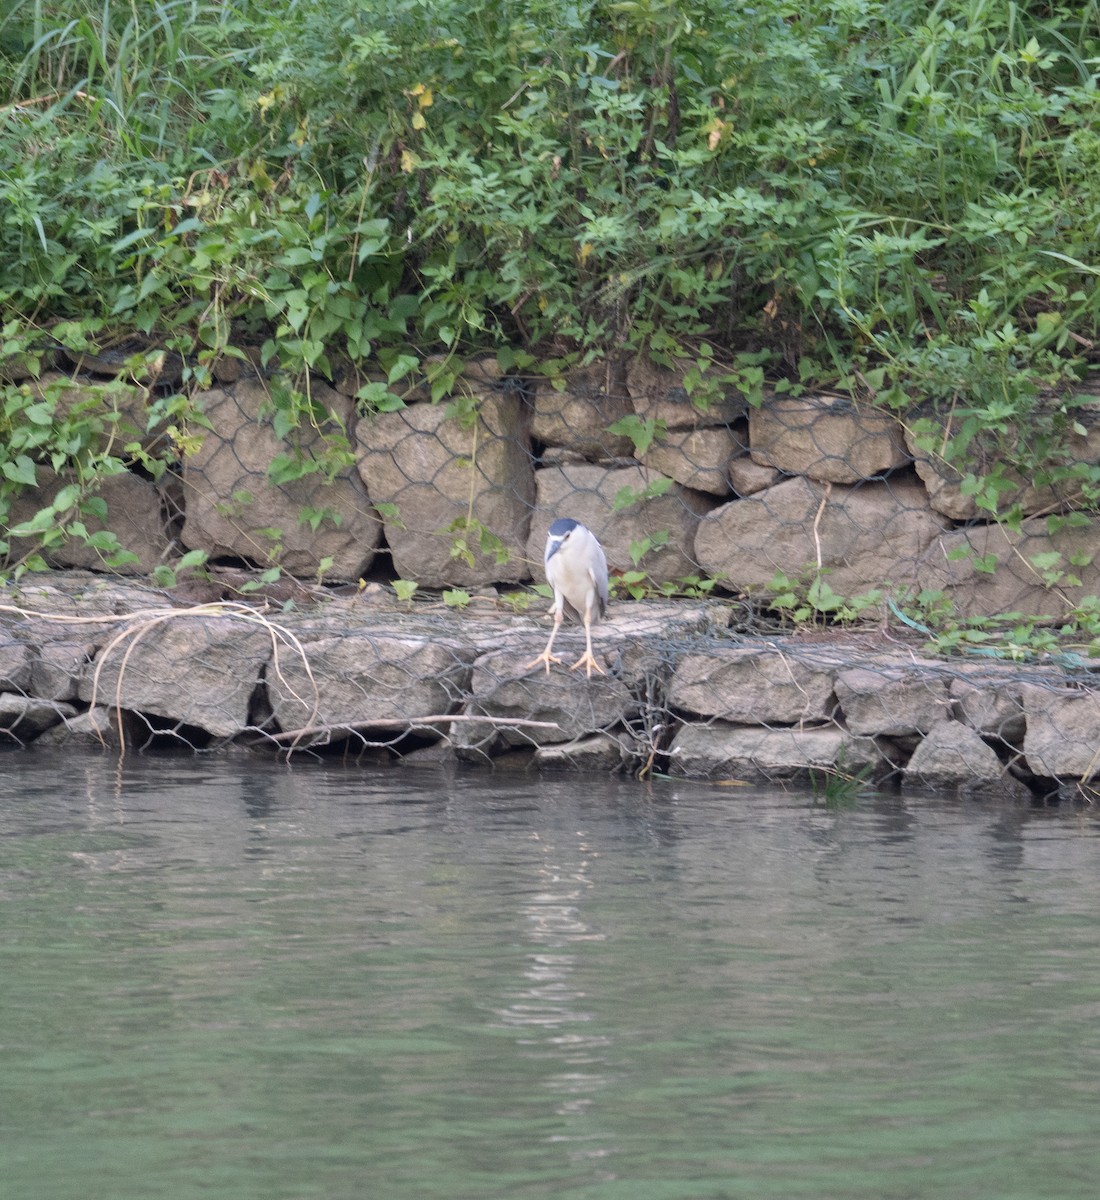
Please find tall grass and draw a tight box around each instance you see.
[1,0,252,157]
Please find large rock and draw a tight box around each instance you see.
[357,389,534,587]
[266,631,477,741]
[452,648,635,760]
[34,706,142,750]
[750,394,909,483]
[531,360,635,459]
[17,372,163,454]
[695,475,949,596]
[926,517,1100,620]
[904,423,979,521]
[641,426,741,496]
[949,671,1026,744]
[835,664,950,736]
[0,693,75,743]
[182,378,380,581]
[728,450,781,496]
[904,721,1029,796]
[0,347,55,382]
[528,463,715,583]
[77,613,271,738]
[668,647,836,724]
[626,356,749,429]
[6,467,171,575]
[667,722,884,782]
[906,400,1100,520]
[30,640,93,702]
[534,733,625,772]
[1022,684,1100,779]
[0,637,34,692]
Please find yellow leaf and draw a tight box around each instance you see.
[412,111,426,130]
[408,82,426,96]
[578,242,593,265]
[418,88,433,109]
[400,149,418,173]
[706,117,728,152]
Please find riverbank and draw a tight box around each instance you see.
[3,571,1099,800]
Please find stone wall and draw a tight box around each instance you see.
[3,573,1099,799]
[8,351,1100,625]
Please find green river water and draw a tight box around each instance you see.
[2,750,1099,1199]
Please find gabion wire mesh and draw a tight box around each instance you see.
[3,355,1100,796]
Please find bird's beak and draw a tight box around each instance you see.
[545,537,562,562]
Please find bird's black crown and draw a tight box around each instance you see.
[547,517,581,537]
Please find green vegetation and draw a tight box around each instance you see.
[1,0,1099,577]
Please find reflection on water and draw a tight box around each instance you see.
[2,749,1100,1199]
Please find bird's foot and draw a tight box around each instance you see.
[569,650,605,678]
[524,650,563,675]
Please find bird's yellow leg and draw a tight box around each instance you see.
[568,610,605,678]
[525,611,564,674]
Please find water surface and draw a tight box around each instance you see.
[2,750,1099,1199]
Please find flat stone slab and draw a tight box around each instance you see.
[0,693,76,743]
[453,649,636,759]
[835,665,951,736]
[267,631,477,742]
[77,611,272,739]
[668,722,885,782]
[668,647,836,724]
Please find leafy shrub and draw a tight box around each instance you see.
[1,0,1099,571]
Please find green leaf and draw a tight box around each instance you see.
[387,354,419,385]
[357,381,406,412]
[1,455,37,486]
[177,549,209,571]
[82,530,122,551]
[606,414,666,456]
[9,508,57,536]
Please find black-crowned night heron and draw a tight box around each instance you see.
[525,517,609,678]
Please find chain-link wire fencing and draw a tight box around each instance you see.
[4,354,1100,796]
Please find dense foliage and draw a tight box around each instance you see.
[1,0,1099,570]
